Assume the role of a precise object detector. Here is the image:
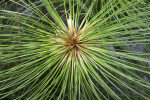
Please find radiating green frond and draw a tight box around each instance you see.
[0,0,150,100]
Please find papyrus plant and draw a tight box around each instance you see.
[0,0,150,99]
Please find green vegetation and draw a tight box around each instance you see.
[0,0,150,99]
